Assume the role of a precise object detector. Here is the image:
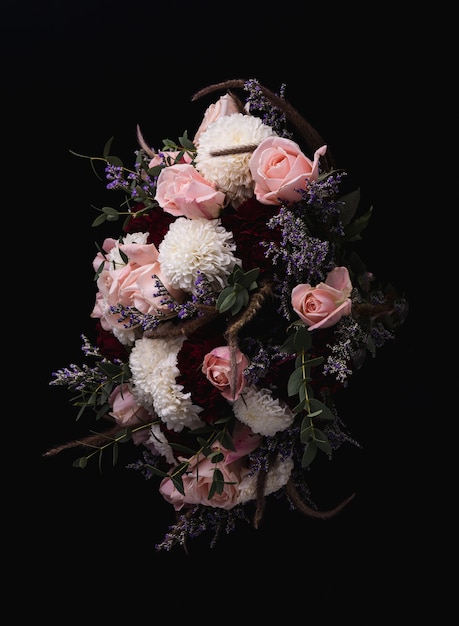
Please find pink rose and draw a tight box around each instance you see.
[291,266,353,331]
[108,384,150,427]
[155,163,226,219]
[159,423,261,511]
[249,137,327,205]
[91,236,185,336]
[202,345,249,401]
[193,93,241,145]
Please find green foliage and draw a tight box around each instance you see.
[282,325,338,468]
[72,425,137,471]
[216,266,260,315]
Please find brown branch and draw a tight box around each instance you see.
[143,305,221,339]
[286,478,355,519]
[192,79,335,170]
[43,425,122,458]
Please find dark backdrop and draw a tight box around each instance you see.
[7,0,430,616]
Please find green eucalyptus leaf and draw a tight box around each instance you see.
[144,464,169,479]
[305,356,324,368]
[241,267,260,287]
[287,366,304,396]
[116,428,132,444]
[171,474,185,496]
[220,431,236,451]
[105,155,124,167]
[96,404,110,420]
[217,291,237,313]
[339,188,361,226]
[293,398,306,414]
[279,334,296,354]
[73,457,88,469]
[148,164,164,177]
[301,442,318,468]
[101,206,120,216]
[314,429,332,454]
[103,137,115,156]
[209,451,224,464]
[300,416,313,442]
[309,398,335,421]
[92,214,108,227]
[344,205,373,241]
[294,326,312,352]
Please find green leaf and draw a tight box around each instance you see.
[279,333,296,354]
[308,398,336,421]
[72,457,88,469]
[216,290,237,313]
[101,206,120,216]
[293,326,311,352]
[301,442,318,468]
[97,361,123,377]
[314,429,332,454]
[105,155,124,167]
[344,205,373,241]
[300,416,313,442]
[339,188,361,226]
[287,366,304,397]
[103,137,115,157]
[304,356,324,368]
[92,213,108,227]
[209,451,224,464]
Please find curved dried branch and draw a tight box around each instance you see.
[192,79,335,170]
[286,478,355,519]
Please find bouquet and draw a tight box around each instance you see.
[46,78,408,551]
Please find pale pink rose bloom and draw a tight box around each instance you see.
[108,384,150,427]
[91,238,185,333]
[159,424,261,511]
[291,266,353,331]
[249,137,327,205]
[202,345,249,401]
[193,93,241,146]
[224,422,262,464]
[155,163,226,219]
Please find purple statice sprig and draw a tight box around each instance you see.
[243,78,292,139]
[49,335,130,421]
[263,205,334,320]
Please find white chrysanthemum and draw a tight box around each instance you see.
[145,423,177,465]
[107,231,149,267]
[232,385,295,436]
[237,455,294,504]
[195,113,275,205]
[111,324,137,346]
[158,217,240,294]
[129,336,204,432]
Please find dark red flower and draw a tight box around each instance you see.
[220,197,282,276]
[94,321,129,362]
[175,318,231,424]
[124,203,176,249]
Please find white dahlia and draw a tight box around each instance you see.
[195,113,275,206]
[158,217,240,294]
[129,336,204,432]
[232,385,295,436]
[145,423,177,466]
[237,454,294,504]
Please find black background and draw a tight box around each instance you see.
[7,0,433,616]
